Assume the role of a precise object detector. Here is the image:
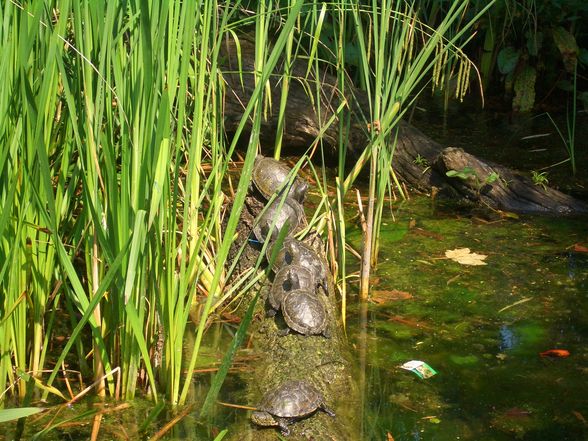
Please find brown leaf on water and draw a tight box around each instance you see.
[411,227,444,241]
[370,276,381,286]
[386,432,395,441]
[371,289,413,304]
[388,314,434,331]
[503,407,532,418]
[445,248,488,266]
[572,410,588,426]
[572,243,588,253]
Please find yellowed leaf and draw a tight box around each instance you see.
[445,248,487,266]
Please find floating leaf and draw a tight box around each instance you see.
[504,407,532,418]
[388,315,434,330]
[572,410,587,426]
[497,47,520,74]
[371,289,413,304]
[539,349,570,358]
[445,248,488,266]
[572,243,588,253]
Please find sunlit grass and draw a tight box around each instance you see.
[0,0,304,408]
[0,0,493,423]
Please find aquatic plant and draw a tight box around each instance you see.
[531,170,550,190]
[545,63,579,175]
[329,0,496,300]
[0,0,498,421]
[0,0,303,408]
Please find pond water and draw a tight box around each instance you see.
[345,196,588,441]
[5,104,587,440]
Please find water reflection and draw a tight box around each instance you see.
[499,325,518,351]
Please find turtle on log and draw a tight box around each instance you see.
[251,379,335,436]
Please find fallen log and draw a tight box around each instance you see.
[221,38,588,215]
[225,196,359,440]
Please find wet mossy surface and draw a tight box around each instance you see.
[225,196,360,440]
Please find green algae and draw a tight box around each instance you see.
[347,195,588,441]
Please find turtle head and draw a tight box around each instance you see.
[251,410,277,427]
[291,179,308,203]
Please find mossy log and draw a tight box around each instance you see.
[225,196,359,440]
[220,39,588,215]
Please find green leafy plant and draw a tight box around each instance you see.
[0,0,304,408]
[446,167,499,196]
[413,154,430,168]
[531,170,549,190]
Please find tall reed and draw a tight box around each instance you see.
[0,0,304,407]
[329,0,495,299]
[1,0,495,418]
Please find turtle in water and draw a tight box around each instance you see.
[267,265,315,316]
[252,197,305,243]
[252,155,308,203]
[267,238,329,293]
[280,288,330,338]
[251,380,335,436]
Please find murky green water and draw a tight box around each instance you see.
[5,102,587,440]
[6,202,587,441]
[346,196,588,441]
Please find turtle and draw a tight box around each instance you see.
[280,288,330,338]
[252,155,309,203]
[251,379,335,436]
[267,265,315,316]
[266,238,329,294]
[252,197,305,243]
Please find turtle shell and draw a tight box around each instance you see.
[281,289,328,336]
[258,380,324,419]
[268,265,315,311]
[252,198,305,243]
[267,239,328,292]
[252,155,308,203]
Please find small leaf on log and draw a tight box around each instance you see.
[445,248,488,266]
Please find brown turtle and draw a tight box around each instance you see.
[267,265,315,316]
[267,238,329,293]
[252,197,305,243]
[280,289,329,338]
[251,380,335,436]
[252,155,308,203]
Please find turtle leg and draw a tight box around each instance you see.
[321,278,329,295]
[320,403,336,417]
[322,328,331,339]
[277,327,290,337]
[265,307,277,318]
[277,418,291,436]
